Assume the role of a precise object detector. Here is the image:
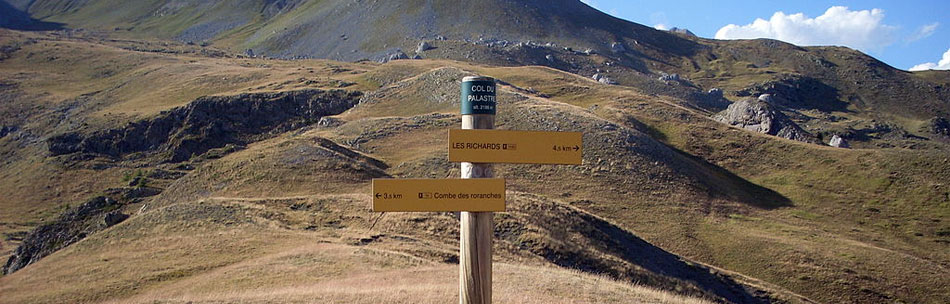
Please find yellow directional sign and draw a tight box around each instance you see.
[372,178,506,212]
[448,129,583,165]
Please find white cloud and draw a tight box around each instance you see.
[649,12,668,28]
[907,22,939,43]
[909,48,950,71]
[714,6,897,53]
[654,24,669,31]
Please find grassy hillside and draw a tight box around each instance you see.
[490,67,950,302]
[0,29,948,303]
[0,29,374,248]
[14,0,950,150]
[21,0,691,58]
[0,197,717,304]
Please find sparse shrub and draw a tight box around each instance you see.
[126,169,150,188]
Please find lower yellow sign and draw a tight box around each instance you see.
[372,178,506,212]
[449,129,583,164]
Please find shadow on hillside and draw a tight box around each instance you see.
[583,213,769,303]
[508,196,773,303]
[0,1,64,31]
[674,146,793,210]
[622,116,791,210]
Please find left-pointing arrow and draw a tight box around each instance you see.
[375,193,382,199]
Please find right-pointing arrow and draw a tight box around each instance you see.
[573,145,579,151]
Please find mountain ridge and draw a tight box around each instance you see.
[10,0,949,129]
[1,1,949,303]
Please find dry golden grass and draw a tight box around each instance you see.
[337,59,950,303]
[0,30,377,251]
[2,30,948,303]
[115,264,714,304]
[0,198,711,304]
[0,147,127,260]
[0,30,376,120]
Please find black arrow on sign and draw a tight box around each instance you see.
[375,193,382,199]
[573,145,579,151]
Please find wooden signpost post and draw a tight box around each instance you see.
[371,75,583,304]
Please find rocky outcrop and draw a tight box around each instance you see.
[658,72,681,83]
[47,89,361,163]
[828,135,850,148]
[0,125,15,138]
[592,73,617,85]
[856,121,917,141]
[3,196,125,274]
[317,116,343,128]
[610,42,625,53]
[416,41,432,53]
[668,27,696,37]
[104,211,129,226]
[713,96,820,144]
[688,88,730,111]
[734,75,845,112]
[922,117,950,137]
[376,50,409,63]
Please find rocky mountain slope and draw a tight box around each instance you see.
[0,1,949,303]
[0,29,948,303]
[5,0,949,154]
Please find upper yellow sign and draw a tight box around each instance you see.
[372,178,506,212]
[448,129,583,165]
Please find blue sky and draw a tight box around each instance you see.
[581,0,950,71]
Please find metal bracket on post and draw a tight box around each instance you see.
[459,75,495,304]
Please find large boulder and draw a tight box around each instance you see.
[713,96,820,144]
[828,135,850,148]
[416,41,432,53]
[592,73,617,85]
